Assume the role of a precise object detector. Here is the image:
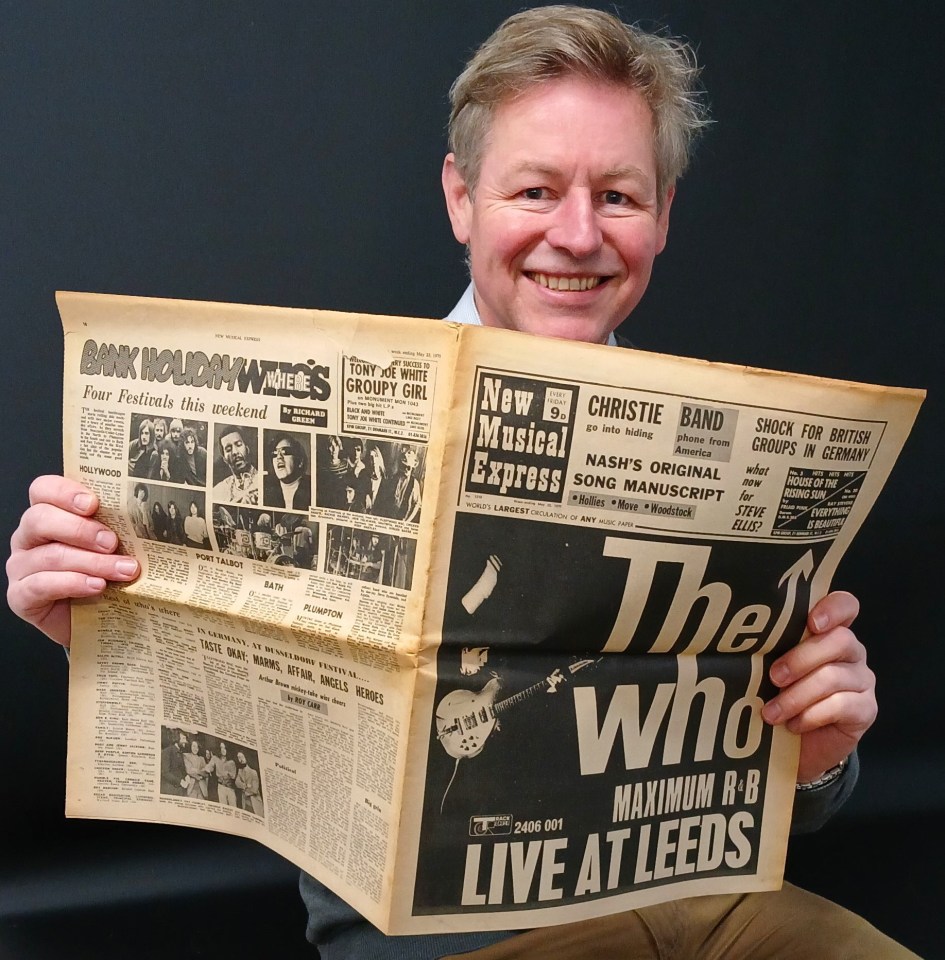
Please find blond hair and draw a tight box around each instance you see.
[448,5,709,203]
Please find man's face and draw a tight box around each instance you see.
[219,743,227,757]
[237,752,247,767]
[184,434,196,455]
[178,732,188,749]
[220,431,250,473]
[442,78,673,344]
[154,422,166,442]
[170,423,182,443]
[271,438,302,482]
[191,740,200,754]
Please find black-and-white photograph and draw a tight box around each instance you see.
[4,4,942,957]
[127,413,209,485]
[325,525,416,590]
[212,505,318,569]
[211,423,260,505]
[262,429,312,511]
[128,482,210,548]
[315,434,425,522]
[159,726,264,816]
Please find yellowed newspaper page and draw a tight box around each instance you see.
[61,292,459,929]
[392,325,923,934]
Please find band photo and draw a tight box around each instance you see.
[128,482,210,549]
[127,413,209,485]
[212,504,318,569]
[159,726,264,816]
[325,525,416,590]
[314,434,425,523]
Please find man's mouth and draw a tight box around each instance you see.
[525,272,608,291]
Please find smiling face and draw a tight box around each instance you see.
[443,78,673,344]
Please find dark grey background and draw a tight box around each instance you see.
[2,2,942,957]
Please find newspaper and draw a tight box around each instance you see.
[61,291,923,934]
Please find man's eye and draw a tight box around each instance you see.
[602,190,630,205]
[522,187,546,200]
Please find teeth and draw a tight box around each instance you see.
[530,273,603,291]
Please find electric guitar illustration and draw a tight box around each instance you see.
[435,658,599,759]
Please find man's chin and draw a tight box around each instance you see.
[516,315,615,344]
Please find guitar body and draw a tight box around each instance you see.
[435,677,500,758]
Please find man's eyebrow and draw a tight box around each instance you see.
[600,165,650,184]
[508,161,563,179]
[507,161,651,185]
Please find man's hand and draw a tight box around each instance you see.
[6,475,140,648]
[762,591,875,783]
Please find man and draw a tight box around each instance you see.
[212,425,259,505]
[128,418,154,478]
[352,532,385,583]
[4,5,912,959]
[376,447,422,522]
[160,730,189,797]
[263,432,312,510]
[152,418,168,446]
[147,439,176,483]
[129,483,152,539]
[164,418,185,480]
[168,418,184,449]
[206,741,237,807]
[179,427,208,487]
[183,737,209,800]
[235,751,264,816]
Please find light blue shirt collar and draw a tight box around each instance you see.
[445,282,617,346]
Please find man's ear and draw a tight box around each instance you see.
[655,184,675,255]
[442,153,473,244]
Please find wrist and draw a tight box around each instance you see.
[796,757,848,791]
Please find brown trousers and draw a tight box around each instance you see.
[442,884,920,959]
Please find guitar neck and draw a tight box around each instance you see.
[492,659,598,716]
[493,677,557,715]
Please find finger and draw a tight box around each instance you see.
[10,570,110,614]
[11,502,118,554]
[7,540,139,584]
[763,660,875,725]
[808,590,859,633]
[769,626,865,687]
[782,689,878,736]
[28,475,100,514]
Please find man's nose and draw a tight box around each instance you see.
[545,191,602,258]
